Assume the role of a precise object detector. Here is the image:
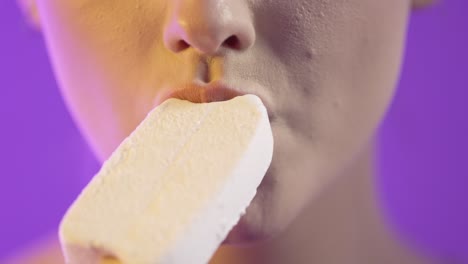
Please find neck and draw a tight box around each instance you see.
[211,139,428,264]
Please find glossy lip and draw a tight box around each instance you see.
[163,81,243,104]
[157,81,275,121]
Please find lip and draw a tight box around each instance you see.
[157,81,275,122]
[159,81,244,104]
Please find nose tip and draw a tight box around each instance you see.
[163,1,255,56]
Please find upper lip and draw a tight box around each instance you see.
[157,81,275,121]
[160,81,244,104]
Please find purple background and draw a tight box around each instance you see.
[1,0,467,262]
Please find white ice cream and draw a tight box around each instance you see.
[59,94,273,264]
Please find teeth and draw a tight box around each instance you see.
[59,94,273,264]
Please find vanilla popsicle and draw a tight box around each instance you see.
[59,94,273,264]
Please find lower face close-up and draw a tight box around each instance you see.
[6,0,462,263]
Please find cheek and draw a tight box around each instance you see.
[233,0,410,242]
[36,3,118,159]
[289,0,410,168]
[329,1,409,152]
[36,2,171,160]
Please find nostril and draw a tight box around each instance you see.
[223,35,241,50]
[176,40,190,52]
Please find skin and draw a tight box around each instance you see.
[12,0,435,263]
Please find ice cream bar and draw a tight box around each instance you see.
[59,94,273,264]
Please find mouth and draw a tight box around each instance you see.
[157,81,275,122]
[158,81,244,104]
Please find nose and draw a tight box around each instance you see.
[163,0,255,56]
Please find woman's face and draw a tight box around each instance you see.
[31,0,413,244]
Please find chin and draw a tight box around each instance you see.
[221,170,286,246]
